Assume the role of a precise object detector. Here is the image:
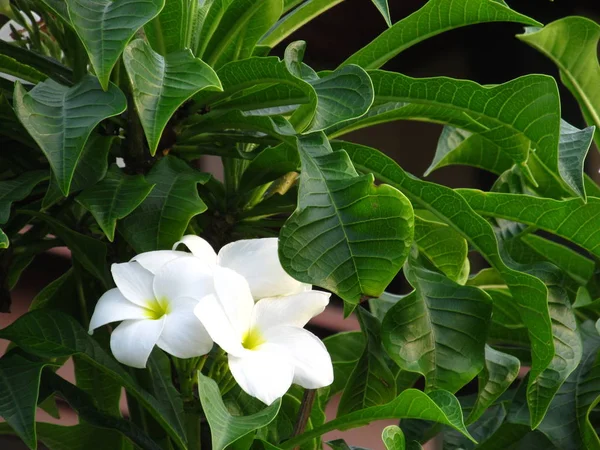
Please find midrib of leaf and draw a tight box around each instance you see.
[206,1,265,66]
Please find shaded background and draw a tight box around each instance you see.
[3,0,600,448]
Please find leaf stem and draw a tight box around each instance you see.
[292,389,316,439]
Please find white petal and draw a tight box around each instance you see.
[228,346,294,405]
[251,291,330,332]
[213,266,254,333]
[173,235,217,265]
[89,288,148,333]
[110,318,165,368]
[132,250,187,274]
[263,326,333,389]
[217,238,309,299]
[153,256,214,302]
[111,262,155,307]
[157,297,213,358]
[194,294,244,356]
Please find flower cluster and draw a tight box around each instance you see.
[89,236,334,405]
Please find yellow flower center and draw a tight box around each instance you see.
[242,327,265,350]
[144,298,170,320]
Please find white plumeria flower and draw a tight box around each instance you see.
[168,235,334,405]
[89,255,215,368]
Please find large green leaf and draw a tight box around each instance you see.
[260,0,346,48]
[199,0,283,69]
[0,352,55,449]
[413,213,469,283]
[123,39,222,155]
[0,41,72,85]
[457,190,600,259]
[0,310,187,449]
[144,0,192,55]
[467,345,520,424]
[323,331,365,397]
[65,0,164,90]
[118,155,209,253]
[12,423,127,450]
[338,308,396,415]
[280,389,474,448]
[0,55,47,84]
[341,0,539,69]
[13,76,126,195]
[382,255,492,393]
[0,171,48,223]
[77,165,155,241]
[42,134,114,209]
[279,133,414,304]
[197,373,280,450]
[341,141,554,427]
[518,16,600,147]
[329,73,568,194]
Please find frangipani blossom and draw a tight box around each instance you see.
[89,255,215,368]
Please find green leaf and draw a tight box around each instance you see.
[292,65,374,132]
[341,0,539,69]
[123,39,222,155]
[467,345,520,424]
[279,133,414,304]
[338,308,396,415]
[20,423,127,450]
[445,403,507,450]
[119,155,209,253]
[518,16,600,147]
[144,0,191,55]
[0,41,72,85]
[65,0,164,90]
[0,171,48,223]
[341,141,554,427]
[382,255,492,393]
[555,120,594,200]
[21,212,108,285]
[457,190,600,259]
[197,372,280,450]
[77,165,155,241]
[260,0,346,48]
[413,213,469,283]
[0,352,55,449]
[0,310,187,449]
[330,73,565,193]
[239,143,300,191]
[0,228,8,248]
[13,76,126,195]
[42,134,114,209]
[280,389,474,448]
[323,331,365,397]
[74,356,122,416]
[200,0,283,69]
[0,54,47,83]
[382,425,405,450]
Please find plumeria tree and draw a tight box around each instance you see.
[1,0,600,448]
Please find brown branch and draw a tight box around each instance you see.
[292,389,316,443]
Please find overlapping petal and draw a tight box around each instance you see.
[111,262,155,307]
[250,291,330,331]
[132,250,187,274]
[110,318,166,368]
[194,294,245,356]
[89,288,149,333]
[173,235,218,265]
[153,256,214,302]
[218,238,309,299]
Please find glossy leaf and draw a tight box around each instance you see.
[0,41,72,85]
[341,141,554,427]
[338,308,396,415]
[457,190,600,259]
[77,165,155,241]
[123,39,222,155]
[323,331,365,397]
[279,133,414,304]
[518,16,600,146]
[260,0,346,48]
[280,389,474,448]
[382,425,405,450]
[370,0,391,27]
[239,143,300,191]
[65,0,164,90]
[0,310,187,449]
[0,54,47,83]
[13,76,126,195]
[382,256,492,393]
[0,171,48,223]
[467,345,520,424]
[145,0,191,55]
[341,0,539,69]
[0,352,54,449]
[118,156,209,253]
[197,373,280,450]
[413,213,469,282]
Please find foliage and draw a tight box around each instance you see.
[0,0,599,449]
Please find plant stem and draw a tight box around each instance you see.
[292,389,316,438]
